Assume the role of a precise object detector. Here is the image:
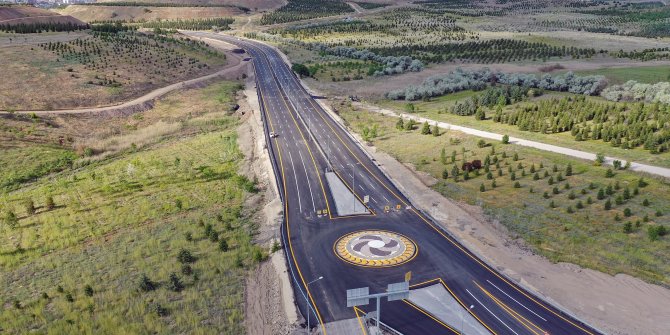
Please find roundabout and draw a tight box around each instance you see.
[334,230,417,268]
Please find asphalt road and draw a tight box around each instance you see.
[188,31,604,335]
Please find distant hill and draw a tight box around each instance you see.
[91,0,286,11]
[0,6,86,30]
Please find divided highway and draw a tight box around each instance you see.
[188,31,603,335]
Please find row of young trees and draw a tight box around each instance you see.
[137,17,234,31]
[260,0,354,25]
[386,68,606,101]
[0,21,88,34]
[367,39,602,64]
[491,96,670,153]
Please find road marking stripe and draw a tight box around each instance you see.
[298,150,317,212]
[466,288,520,335]
[486,280,547,322]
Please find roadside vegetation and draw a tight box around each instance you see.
[339,106,670,286]
[0,81,266,334]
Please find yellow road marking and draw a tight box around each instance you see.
[257,76,327,334]
[475,281,546,335]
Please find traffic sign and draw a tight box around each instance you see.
[346,287,370,307]
[387,282,409,301]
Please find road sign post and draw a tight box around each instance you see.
[346,282,409,329]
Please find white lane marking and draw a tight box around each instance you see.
[466,288,520,335]
[288,151,303,212]
[298,150,317,212]
[383,196,390,203]
[371,197,378,204]
[486,280,547,322]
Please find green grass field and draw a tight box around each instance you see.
[340,107,670,285]
[0,81,264,334]
[377,92,670,169]
[574,66,670,84]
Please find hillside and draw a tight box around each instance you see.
[0,6,84,26]
[60,4,243,22]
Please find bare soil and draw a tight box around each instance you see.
[59,5,243,22]
[330,104,670,335]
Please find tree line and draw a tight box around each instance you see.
[0,21,88,34]
[386,68,606,100]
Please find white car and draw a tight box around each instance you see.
[270,132,278,138]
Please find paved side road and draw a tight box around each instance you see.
[358,102,670,179]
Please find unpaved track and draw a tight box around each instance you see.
[359,102,670,179]
[0,38,245,115]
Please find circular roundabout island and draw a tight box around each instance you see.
[334,230,417,268]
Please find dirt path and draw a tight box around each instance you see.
[358,102,670,179]
[0,37,246,115]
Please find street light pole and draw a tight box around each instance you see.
[306,276,324,334]
[461,305,475,335]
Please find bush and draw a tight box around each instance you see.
[292,63,311,77]
[46,196,55,210]
[3,210,18,229]
[502,134,509,144]
[177,249,195,264]
[84,285,94,297]
[138,274,156,292]
[24,199,35,215]
[219,239,229,252]
[181,264,193,276]
[168,273,184,292]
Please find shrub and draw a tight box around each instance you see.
[177,249,195,264]
[502,134,509,144]
[643,199,650,206]
[219,239,229,252]
[513,181,521,188]
[46,196,55,210]
[24,199,35,215]
[3,210,18,229]
[480,183,485,192]
[168,273,184,292]
[181,264,193,276]
[65,293,74,302]
[623,222,633,234]
[84,285,94,297]
[624,208,632,217]
[138,274,156,292]
[604,199,612,210]
[605,169,614,178]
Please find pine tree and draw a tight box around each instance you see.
[421,121,431,135]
